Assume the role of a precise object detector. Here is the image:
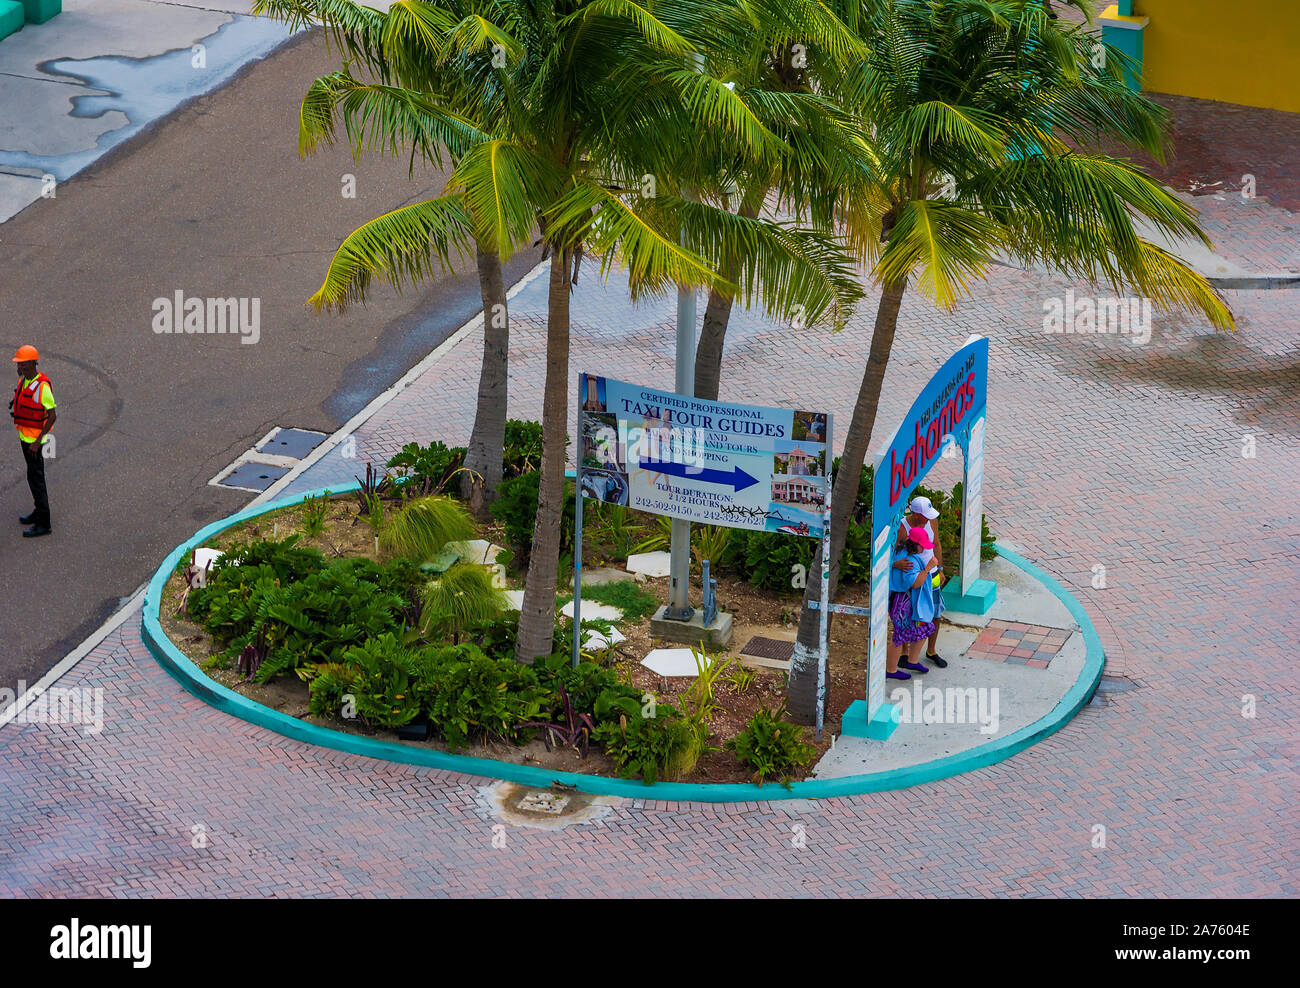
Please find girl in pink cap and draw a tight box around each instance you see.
[886,527,939,679]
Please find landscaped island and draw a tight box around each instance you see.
[159,423,991,786]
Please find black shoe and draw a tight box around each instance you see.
[22,525,51,538]
[927,653,949,669]
[19,512,36,524]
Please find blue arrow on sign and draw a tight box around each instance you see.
[640,457,760,493]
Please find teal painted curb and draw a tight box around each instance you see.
[141,486,1106,803]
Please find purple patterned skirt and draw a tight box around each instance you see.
[890,591,936,646]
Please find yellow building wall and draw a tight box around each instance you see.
[1134,0,1300,112]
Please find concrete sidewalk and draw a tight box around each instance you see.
[0,0,297,222]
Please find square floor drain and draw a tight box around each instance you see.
[257,428,327,460]
[518,792,571,815]
[739,636,795,669]
[220,461,290,492]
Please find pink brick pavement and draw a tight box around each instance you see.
[2,237,1296,896]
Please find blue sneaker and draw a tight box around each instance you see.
[899,660,929,674]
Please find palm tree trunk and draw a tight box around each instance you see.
[786,278,907,725]
[462,246,510,517]
[515,246,572,663]
[692,196,762,401]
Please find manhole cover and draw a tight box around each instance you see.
[478,782,621,831]
[219,461,290,491]
[519,791,571,815]
[257,428,328,460]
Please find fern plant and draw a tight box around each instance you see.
[727,704,816,789]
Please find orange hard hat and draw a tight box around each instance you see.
[12,345,38,362]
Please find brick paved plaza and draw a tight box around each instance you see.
[2,194,1295,895]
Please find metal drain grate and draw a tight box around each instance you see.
[739,636,795,670]
[256,427,327,460]
[219,461,289,492]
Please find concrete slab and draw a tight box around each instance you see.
[446,539,506,566]
[582,624,626,652]
[626,550,671,578]
[649,606,733,648]
[815,550,1091,780]
[641,647,708,677]
[559,601,623,622]
[580,566,635,586]
[814,655,1072,778]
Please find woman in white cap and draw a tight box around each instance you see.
[892,495,948,668]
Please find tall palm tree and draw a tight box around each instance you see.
[685,10,884,401]
[258,0,855,661]
[784,0,1234,724]
[255,0,516,517]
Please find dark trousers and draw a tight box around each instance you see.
[21,440,50,527]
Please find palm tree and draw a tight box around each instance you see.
[255,0,515,517]
[784,0,1234,724]
[684,9,884,401]
[258,0,852,662]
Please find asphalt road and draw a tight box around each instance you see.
[0,32,538,688]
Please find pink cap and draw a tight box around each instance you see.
[907,526,933,550]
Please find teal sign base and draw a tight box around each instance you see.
[1100,4,1148,92]
[943,578,997,615]
[840,699,901,740]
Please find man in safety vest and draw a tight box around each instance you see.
[9,345,56,537]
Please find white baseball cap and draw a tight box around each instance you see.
[909,496,939,519]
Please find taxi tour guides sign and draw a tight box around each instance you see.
[573,373,835,737]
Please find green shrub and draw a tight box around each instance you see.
[502,419,544,477]
[727,530,815,595]
[530,654,645,724]
[463,610,522,661]
[838,520,874,585]
[387,440,466,495]
[339,634,422,729]
[218,565,409,683]
[593,704,698,784]
[300,491,331,537]
[417,646,548,750]
[727,705,816,788]
[188,536,325,628]
[306,662,358,719]
[491,472,575,562]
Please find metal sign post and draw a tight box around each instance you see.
[815,415,833,741]
[571,371,585,668]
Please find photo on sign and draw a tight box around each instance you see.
[581,411,625,472]
[771,441,826,477]
[580,374,608,414]
[792,410,828,443]
[581,468,629,506]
